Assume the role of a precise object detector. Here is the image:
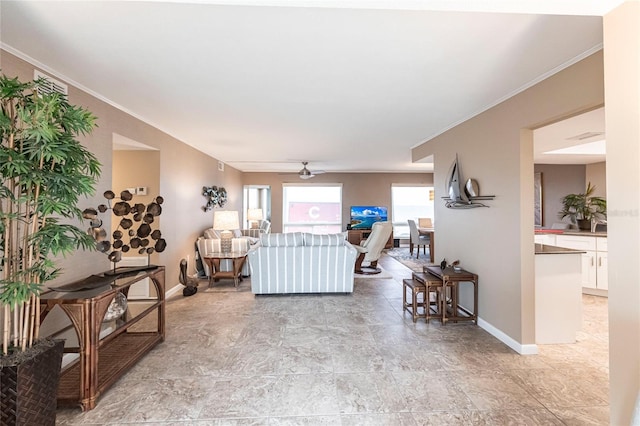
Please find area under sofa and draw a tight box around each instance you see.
[247,232,357,294]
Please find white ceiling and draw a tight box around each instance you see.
[533,107,606,165]
[0,1,620,174]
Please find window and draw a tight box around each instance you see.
[391,185,434,238]
[282,184,342,234]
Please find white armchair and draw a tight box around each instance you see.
[241,220,271,238]
[353,221,393,274]
[259,219,271,234]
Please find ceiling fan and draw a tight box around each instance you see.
[298,162,325,179]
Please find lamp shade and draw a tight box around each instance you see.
[213,210,239,231]
[247,208,263,221]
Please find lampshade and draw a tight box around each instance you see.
[247,208,263,221]
[213,210,239,231]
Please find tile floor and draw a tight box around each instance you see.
[56,255,610,425]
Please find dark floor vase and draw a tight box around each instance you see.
[0,339,64,426]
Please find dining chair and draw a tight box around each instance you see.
[408,219,430,259]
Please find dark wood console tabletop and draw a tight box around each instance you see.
[40,266,165,411]
[425,265,478,324]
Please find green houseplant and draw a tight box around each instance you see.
[558,182,607,230]
[0,73,100,424]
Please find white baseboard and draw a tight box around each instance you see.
[166,283,183,298]
[478,316,538,355]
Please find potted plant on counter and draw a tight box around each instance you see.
[558,182,607,231]
[0,73,100,425]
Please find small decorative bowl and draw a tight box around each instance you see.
[453,265,462,272]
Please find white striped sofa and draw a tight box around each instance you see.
[247,232,357,294]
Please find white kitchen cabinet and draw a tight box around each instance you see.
[553,235,607,293]
[581,251,597,288]
[535,234,556,245]
[555,235,597,251]
[596,251,608,290]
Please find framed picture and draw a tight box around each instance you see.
[534,172,543,227]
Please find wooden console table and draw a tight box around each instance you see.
[40,266,165,411]
[425,265,478,324]
[347,229,393,249]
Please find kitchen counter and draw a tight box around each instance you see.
[534,231,608,295]
[535,243,586,255]
[535,244,583,344]
[535,229,607,237]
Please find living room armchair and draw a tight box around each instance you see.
[353,221,393,274]
[241,219,271,238]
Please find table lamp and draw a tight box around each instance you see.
[247,208,263,229]
[213,210,239,253]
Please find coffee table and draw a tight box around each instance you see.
[203,251,248,288]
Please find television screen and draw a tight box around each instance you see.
[350,206,388,230]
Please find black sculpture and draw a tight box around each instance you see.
[179,258,199,296]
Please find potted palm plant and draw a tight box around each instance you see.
[0,73,100,424]
[558,182,607,231]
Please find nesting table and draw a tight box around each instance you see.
[424,265,478,324]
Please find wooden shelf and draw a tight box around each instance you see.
[57,333,161,405]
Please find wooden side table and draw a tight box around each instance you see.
[203,252,247,287]
[425,265,478,324]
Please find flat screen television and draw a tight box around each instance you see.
[350,206,388,230]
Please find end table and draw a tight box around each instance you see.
[203,251,247,287]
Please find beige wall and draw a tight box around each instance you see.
[412,51,604,348]
[0,50,244,291]
[585,161,606,198]
[112,149,161,263]
[534,164,586,228]
[604,2,640,424]
[243,172,433,233]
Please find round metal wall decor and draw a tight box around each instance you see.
[202,186,228,211]
[85,189,167,271]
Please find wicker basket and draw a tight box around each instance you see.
[1,339,65,426]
